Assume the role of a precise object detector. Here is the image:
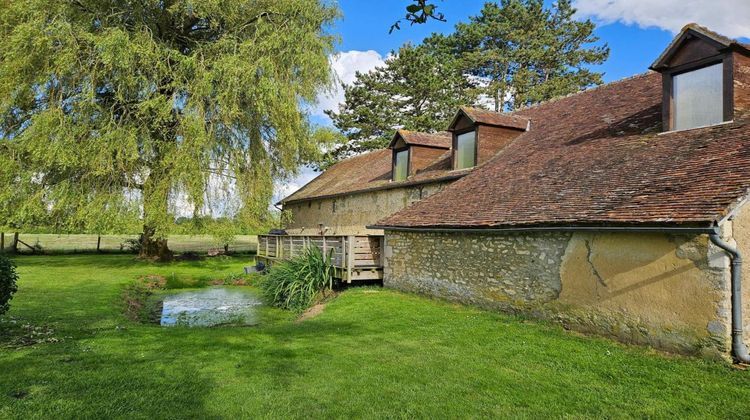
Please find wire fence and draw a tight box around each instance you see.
[0,233,258,255]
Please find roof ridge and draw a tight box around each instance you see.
[398,129,451,136]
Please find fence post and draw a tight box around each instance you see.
[96,235,102,253]
[12,232,18,253]
[0,232,4,253]
[347,235,355,284]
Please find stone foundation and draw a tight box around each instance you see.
[384,230,733,358]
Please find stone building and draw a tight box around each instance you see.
[279,25,750,361]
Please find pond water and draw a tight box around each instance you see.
[160,287,263,327]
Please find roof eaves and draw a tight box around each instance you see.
[368,221,717,233]
[280,171,469,206]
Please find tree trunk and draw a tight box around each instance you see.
[139,167,173,261]
[0,232,4,253]
[11,232,19,253]
[139,225,173,261]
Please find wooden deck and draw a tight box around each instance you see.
[256,234,384,283]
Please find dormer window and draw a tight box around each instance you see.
[649,24,750,132]
[454,130,476,169]
[393,148,409,181]
[447,107,527,170]
[389,130,452,181]
[672,62,724,130]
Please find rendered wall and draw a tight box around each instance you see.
[728,204,750,344]
[282,181,453,236]
[383,230,732,357]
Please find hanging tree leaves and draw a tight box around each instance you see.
[0,0,338,259]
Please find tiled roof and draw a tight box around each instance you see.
[279,147,468,205]
[458,106,530,131]
[375,72,750,229]
[395,130,452,149]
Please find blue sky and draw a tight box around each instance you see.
[276,0,750,201]
[333,0,674,82]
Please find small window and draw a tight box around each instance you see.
[672,63,724,130]
[393,149,409,181]
[455,130,476,169]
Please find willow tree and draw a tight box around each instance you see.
[0,0,337,259]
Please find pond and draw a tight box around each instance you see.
[160,287,263,327]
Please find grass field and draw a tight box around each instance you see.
[2,254,750,418]
[1,233,257,254]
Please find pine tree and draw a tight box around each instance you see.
[428,0,609,112]
[325,0,608,165]
[324,44,473,166]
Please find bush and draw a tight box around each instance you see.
[0,254,19,316]
[260,247,335,312]
[121,275,166,322]
[123,238,142,254]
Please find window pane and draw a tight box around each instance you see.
[455,131,476,169]
[393,149,408,181]
[673,63,724,130]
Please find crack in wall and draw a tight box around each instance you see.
[584,238,607,288]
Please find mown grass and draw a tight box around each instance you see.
[1,254,750,418]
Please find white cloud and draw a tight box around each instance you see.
[310,50,385,120]
[573,0,750,39]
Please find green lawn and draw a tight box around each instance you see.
[1,233,257,254]
[2,255,750,418]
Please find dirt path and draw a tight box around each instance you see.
[296,302,327,322]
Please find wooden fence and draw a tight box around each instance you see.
[257,235,384,283]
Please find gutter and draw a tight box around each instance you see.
[367,224,715,234]
[370,222,750,363]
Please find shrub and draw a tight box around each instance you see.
[123,238,142,254]
[260,247,335,312]
[122,275,166,322]
[0,254,19,316]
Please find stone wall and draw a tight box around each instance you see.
[282,181,453,236]
[384,230,732,357]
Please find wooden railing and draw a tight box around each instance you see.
[256,234,384,283]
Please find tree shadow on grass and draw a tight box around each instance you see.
[0,337,217,418]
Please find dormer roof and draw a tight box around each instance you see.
[388,130,452,149]
[448,106,530,132]
[650,23,750,71]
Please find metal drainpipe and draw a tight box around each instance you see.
[709,228,750,363]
